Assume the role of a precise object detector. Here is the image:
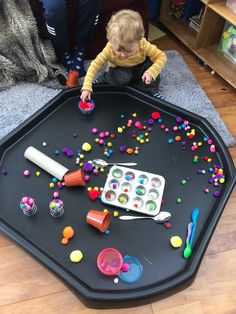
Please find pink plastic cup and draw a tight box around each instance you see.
[97,248,123,276]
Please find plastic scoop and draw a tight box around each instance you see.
[189,208,199,247]
[183,222,193,259]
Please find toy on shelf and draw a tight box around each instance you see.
[219,22,236,64]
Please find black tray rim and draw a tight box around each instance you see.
[0,85,235,304]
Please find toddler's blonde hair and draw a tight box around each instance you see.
[107,9,144,51]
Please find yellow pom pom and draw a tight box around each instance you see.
[49,182,55,188]
[170,236,183,248]
[70,250,83,263]
[82,142,92,152]
[36,171,41,176]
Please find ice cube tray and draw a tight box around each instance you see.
[101,166,165,216]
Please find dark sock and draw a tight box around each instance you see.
[60,52,72,72]
[70,47,86,77]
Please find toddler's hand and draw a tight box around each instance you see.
[142,72,153,85]
[80,90,91,102]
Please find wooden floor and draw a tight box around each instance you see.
[0,34,235,314]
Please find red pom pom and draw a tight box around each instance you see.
[164,222,171,229]
[152,111,161,120]
[89,189,101,201]
[79,101,87,109]
[188,134,195,139]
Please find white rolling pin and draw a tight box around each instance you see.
[24,146,69,181]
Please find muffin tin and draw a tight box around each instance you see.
[101,166,165,216]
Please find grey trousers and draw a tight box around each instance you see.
[104,59,160,94]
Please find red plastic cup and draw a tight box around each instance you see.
[86,210,111,233]
[64,168,86,187]
[97,248,123,276]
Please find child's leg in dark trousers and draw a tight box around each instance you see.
[93,67,133,85]
[71,0,101,76]
[130,59,164,99]
[40,0,71,70]
[99,59,164,99]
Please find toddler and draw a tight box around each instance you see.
[81,9,167,101]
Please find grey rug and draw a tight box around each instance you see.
[0,50,235,146]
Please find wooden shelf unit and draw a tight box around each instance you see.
[159,0,236,89]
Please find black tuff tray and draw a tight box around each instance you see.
[0,86,235,304]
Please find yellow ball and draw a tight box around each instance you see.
[103,208,109,213]
[70,250,83,263]
[82,142,92,152]
[117,127,123,133]
[49,182,55,188]
[36,171,41,176]
[170,236,182,248]
[113,211,119,217]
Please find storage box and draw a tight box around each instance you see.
[219,21,236,64]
